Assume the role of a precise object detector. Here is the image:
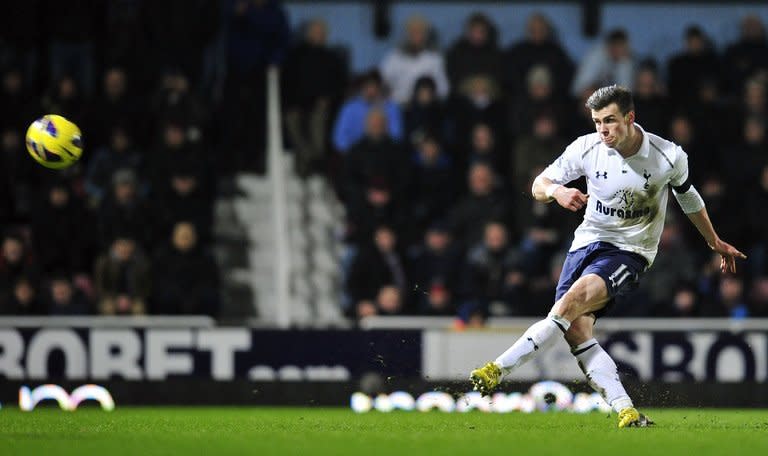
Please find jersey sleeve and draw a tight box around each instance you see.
[669,146,690,187]
[540,139,585,184]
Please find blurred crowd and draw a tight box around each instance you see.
[0,1,767,322]
[327,12,768,324]
[0,0,251,316]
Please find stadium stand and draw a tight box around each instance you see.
[0,1,767,326]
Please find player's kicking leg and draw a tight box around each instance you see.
[566,314,653,427]
[470,274,606,394]
[470,273,652,427]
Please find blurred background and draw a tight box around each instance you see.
[1,0,767,408]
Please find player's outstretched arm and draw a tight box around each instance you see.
[685,208,747,273]
[532,175,588,212]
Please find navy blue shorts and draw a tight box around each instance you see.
[555,241,648,318]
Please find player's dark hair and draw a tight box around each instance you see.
[585,85,635,115]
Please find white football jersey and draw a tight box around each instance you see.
[541,124,690,266]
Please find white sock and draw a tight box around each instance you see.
[494,314,570,373]
[571,338,633,413]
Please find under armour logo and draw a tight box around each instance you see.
[642,170,651,189]
[596,171,608,179]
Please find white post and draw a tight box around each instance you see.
[267,66,291,328]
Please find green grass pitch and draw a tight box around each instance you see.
[1,407,767,455]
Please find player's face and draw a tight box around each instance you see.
[591,103,634,149]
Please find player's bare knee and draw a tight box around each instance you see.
[565,317,594,347]
[554,275,609,319]
[552,287,587,321]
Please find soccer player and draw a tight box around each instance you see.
[470,85,746,427]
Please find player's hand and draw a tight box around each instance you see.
[553,187,589,212]
[710,238,747,273]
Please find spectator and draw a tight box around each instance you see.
[422,282,454,316]
[685,168,742,258]
[688,77,737,151]
[375,285,405,316]
[41,74,86,127]
[147,121,206,193]
[102,1,145,83]
[409,135,457,239]
[749,277,768,316]
[712,275,750,319]
[667,26,721,105]
[0,66,38,132]
[504,13,574,98]
[152,222,219,316]
[407,222,462,315]
[632,61,669,134]
[696,252,724,305]
[283,18,348,177]
[97,168,152,250]
[745,164,768,275]
[355,299,377,319]
[332,71,403,154]
[527,251,567,315]
[1,276,42,315]
[221,0,290,173]
[513,165,575,279]
[572,82,600,134]
[740,76,767,121]
[153,163,214,246]
[85,126,143,206]
[721,116,767,194]
[403,76,449,145]
[445,13,503,93]
[94,235,150,315]
[449,162,511,248]
[467,123,503,173]
[31,180,93,276]
[345,178,407,247]
[142,0,219,88]
[572,29,636,96]
[87,66,143,151]
[44,0,102,95]
[667,114,718,186]
[346,226,407,318]
[0,233,39,297]
[0,128,39,222]
[380,15,449,104]
[449,74,507,154]
[654,281,703,317]
[0,3,42,90]
[723,15,768,93]
[225,0,290,78]
[639,215,697,311]
[150,68,209,144]
[342,108,410,206]
[510,65,572,138]
[461,221,524,319]
[511,113,568,195]
[48,275,91,316]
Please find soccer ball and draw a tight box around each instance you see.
[25,114,83,169]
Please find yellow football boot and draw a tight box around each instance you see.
[469,362,502,396]
[618,407,654,428]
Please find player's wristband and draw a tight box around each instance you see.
[544,184,561,199]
